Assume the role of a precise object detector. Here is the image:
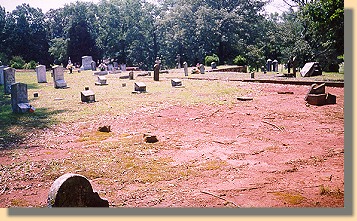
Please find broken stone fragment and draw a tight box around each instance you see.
[98,125,111,132]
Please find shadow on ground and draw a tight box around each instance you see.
[0,86,65,150]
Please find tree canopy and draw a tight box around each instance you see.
[0,0,344,71]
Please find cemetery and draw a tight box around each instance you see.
[0,65,344,208]
[0,0,346,210]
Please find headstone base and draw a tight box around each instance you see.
[81,90,96,102]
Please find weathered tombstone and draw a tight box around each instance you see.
[113,62,119,70]
[11,83,31,113]
[272,60,278,72]
[211,62,217,69]
[171,78,182,87]
[300,62,322,77]
[199,64,205,74]
[52,65,67,88]
[107,64,114,72]
[129,71,134,80]
[120,63,126,71]
[183,62,188,76]
[292,56,297,77]
[47,173,109,207]
[250,72,255,78]
[0,65,6,85]
[153,64,160,81]
[176,54,181,68]
[81,87,95,102]
[91,61,97,71]
[266,59,272,72]
[3,67,15,94]
[95,76,107,85]
[36,65,47,83]
[80,56,94,70]
[155,57,161,70]
[134,82,146,93]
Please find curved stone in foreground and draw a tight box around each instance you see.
[47,173,109,207]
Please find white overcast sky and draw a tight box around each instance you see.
[0,0,290,14]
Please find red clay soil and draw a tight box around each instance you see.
[0,81,344,208]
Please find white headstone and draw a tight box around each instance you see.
[52,65,67,88]
[11,82,31,113]
[183,62,188,76]
[81,56,94,70]
[0,65,6,85]
[36,65,47,83]
[3,67,15,94]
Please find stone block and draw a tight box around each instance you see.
[171,78,182,87]
[134,82,146,92]
[81,90,95,102]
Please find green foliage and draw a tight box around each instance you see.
[233,55,247,66]
[23,60,37,69]
[205,54,220,66]
[10,56,26,69]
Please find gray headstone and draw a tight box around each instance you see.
[153,64,159,81]
[52,65,67,88]
[199,64,205,74]
[272,60,278,72]
[183,62,188,76]
[211,62,217,69]
[91,61,97,71]
[113,62,119,70]
[81,89,95,102]
[300,62,322,77]
[3,67,15,94]
[11,82,30,113]
[120,64,126,71]
[129,71,134,80]
[134,82,146,92]
[266,59,272,72]
[95,76,107,85]
[107,64,114,71]
[171,78,182,87]
[47,173,109,207]
[0,65,6,85]
[81,56,94,70]
[36,65,47,83]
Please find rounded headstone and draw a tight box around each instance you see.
[47,173,109,207]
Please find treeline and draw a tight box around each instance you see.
[0,0,344,71]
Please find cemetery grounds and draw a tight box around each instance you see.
[0,67,344,208]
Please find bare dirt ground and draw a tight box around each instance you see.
[0,71,344,208]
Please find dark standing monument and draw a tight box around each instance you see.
[154,64,160,81]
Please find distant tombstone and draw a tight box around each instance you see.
[176,54,181,69]
[266,59,272,72]
[292,56,297,77]
[11,83,31,113]
[129,71,134,80]
[211,62,217,69]
[300,62,322,77]
[47,173,109,207]
[120,64,126,71]
[36,65,47,83]
[3,67,15,94]
[153,64,159,81]
[81,88,95,102]
[91,61,96,71]
[183,62,188,76]
[95,76,107,85]
[0,65,6,85]
[113,62,119,70]
[134,82,146,93]
[171,78,182,87]
[272,60,278,72]
[155,57,161,70]
[199,64,205,74]
[107,64,114,71]
[81,56,94,70]
[52,65,67,88]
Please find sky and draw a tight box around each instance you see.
[0,0,290,14]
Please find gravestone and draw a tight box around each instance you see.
[292,56,297,77]
[91,61,97,71]
[171,78,182,87]
[300,62,322,77]
[107,64,114,72]
[199,64,205,74]
[211,62,217,69]
[52,65,67,88]
[272,60,278,72]
[81,56,94,70]
[3,67,15,94]
[120,64,126,71]
[129,71,134,80]
[155,57,161,70]
[95,76,107,85]
[134,82,146,93]
[81,87,95,102]
[183,62,188,76]
[266,59,272,72]
[11,83,31,113]
[113,62,119,70]
[47,173,109,207]
[153,64,159,81]
[36,65,47,83]
[0,65,6,85]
